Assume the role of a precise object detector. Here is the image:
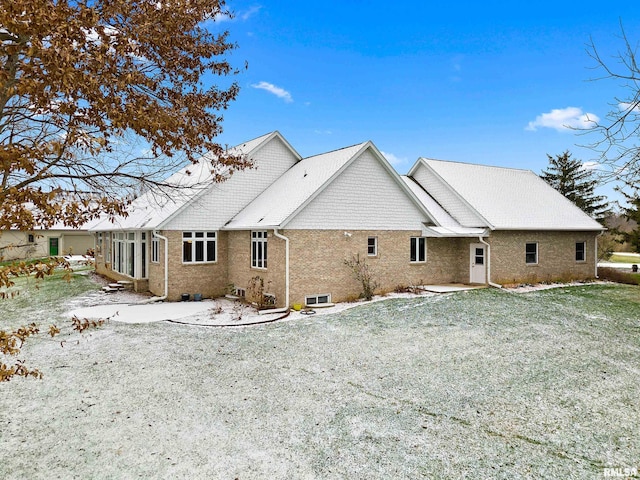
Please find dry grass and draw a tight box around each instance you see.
[1,280,639,479]
[598,267,640,285]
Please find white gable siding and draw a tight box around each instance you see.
[411,161,487,228]
[285,150,428,230]
[164,136,299,230]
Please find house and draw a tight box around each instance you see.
[406,158,603,286]
[0,225,94,262]
[89,131,604,307]
[89,131,302,296]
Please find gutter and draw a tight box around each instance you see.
[268,228,290,314]
[478,236,503,289]
[145,230,169,302]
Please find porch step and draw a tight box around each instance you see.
[102,286,121,293]
[116,280,133,289]
[108,283,125,290]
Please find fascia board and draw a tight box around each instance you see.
[421,160,496,230]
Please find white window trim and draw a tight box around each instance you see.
[525,242,538,265]
[367,236,378,257]
[410,237,427,263]
[151,236,159,263]
[251,230,268,269]
[182,231,217,264]
[111,231,136,277]
[305,293,333,306]
[575,241,587,263]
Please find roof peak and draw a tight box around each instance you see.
[422,157,534,174]
[303,141,369,160]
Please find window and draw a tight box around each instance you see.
[141,232,147,278]
[27,233,35,243]
[367,236,377,256]
[182,231,216,263]
[112,232,135,276]
[474,247,485,265]
[410,237,426,263]
[575,241,586,262]
[525,242,538,264]
[151,235,159,263]
[305,294,331,306]
[252,231,268,269]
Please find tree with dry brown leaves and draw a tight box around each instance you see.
[1,0,248,380]
[1,0,248,232]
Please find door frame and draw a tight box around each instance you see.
[469,243,487,284]
[49,237,60,256]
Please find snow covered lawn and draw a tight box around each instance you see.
[1,276,639,479]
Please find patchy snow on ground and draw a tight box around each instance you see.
[2,281,639,479]
[66,285,479,326]
[503,280,606,293]
[66,281,605,326]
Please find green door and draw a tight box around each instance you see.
[49,237,59,256]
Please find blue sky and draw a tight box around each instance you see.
[210,1,640,204]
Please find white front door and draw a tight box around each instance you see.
[470,243,486,284]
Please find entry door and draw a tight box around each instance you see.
[470,243,486,284]
[49,237,59,256]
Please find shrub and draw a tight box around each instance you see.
[344,254,379,301]
[598,267,640,285]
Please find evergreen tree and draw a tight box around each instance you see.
[541,151,611,224]
[616,183,640,253]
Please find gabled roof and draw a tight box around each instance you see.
[224,142,369,229]
[409,158,604,231]
[225,141,439,231]
[88,131,299,231]
[400,176,486,237]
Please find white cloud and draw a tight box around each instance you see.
[212,12,233,22]
[581,161,601,171]
[251,81,293,103]
[240,5,262,21]
[619,102,640,113]
[526,107,599,132]
[213,5,261,22]
[381,151,407,167]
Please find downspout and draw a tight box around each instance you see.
[146,230,169,302]
[595,230,604,279]
[269,228,290,314]
[478,236,502,289]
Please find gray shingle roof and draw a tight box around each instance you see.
[224,142,368,229]
[417,158,604,231]
[87,132,288,231]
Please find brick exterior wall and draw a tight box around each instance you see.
[146,230,230,301]
[93,228,600,305]
[227,230,287,307]
[488,230,598,285]
[285,230,475,306]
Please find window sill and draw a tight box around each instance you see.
[305,303,335,309]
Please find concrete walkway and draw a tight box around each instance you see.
[68,284,485,326]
